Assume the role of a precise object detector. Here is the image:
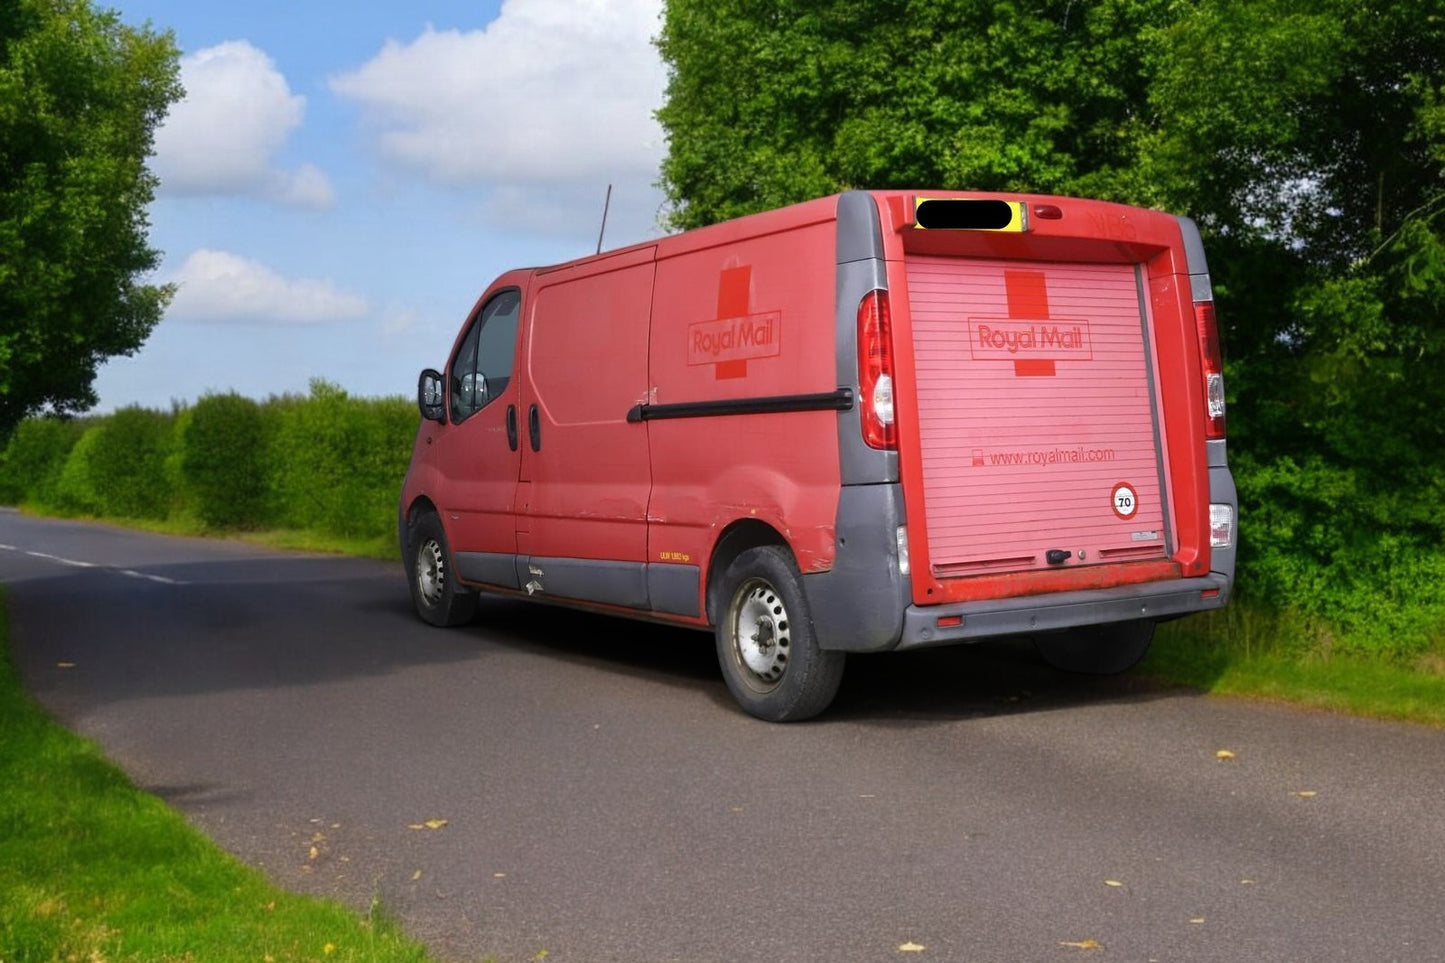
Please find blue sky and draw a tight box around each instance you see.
[94,0,668,411]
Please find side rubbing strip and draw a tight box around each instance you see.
[627,388,853,423]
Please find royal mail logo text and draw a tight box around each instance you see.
[969,318,1093,361]
[687,312,782,366]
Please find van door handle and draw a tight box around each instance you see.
[505,405,518,451]
[528,404,541,452]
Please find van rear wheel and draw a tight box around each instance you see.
[1033,619,1156,675]
[715,546,845,722]
[407,512,477,628]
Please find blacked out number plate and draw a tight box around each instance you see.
[914,198,1027,232]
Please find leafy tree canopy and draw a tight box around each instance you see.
[658,0,1445,646]
[0,0,181,435]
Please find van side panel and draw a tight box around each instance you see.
[646,217,843,597]
[516,250,655,592]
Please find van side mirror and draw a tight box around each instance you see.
[418,369,446,423]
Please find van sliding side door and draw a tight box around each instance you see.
[514,249,657,607]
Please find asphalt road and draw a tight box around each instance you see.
[4,509,1444,962]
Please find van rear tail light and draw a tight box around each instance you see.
[1210,503,1235,548]
[858,289,897,450]
[1195,300,1226,439]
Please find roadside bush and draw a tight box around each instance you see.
[180,393,268,528]
[0,418,86,506]
[1234,452,1445,663]
[82,406,176,520]
[51,426,105,515]
[267,381,416,545]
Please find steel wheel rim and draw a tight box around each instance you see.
[729,577,791,692]
[416,538,446,606]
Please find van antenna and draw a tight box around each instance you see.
[595,184,613,255]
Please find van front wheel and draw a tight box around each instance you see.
[715,546,845,722]
[407,512,477,628]
[1033,619,1156,675]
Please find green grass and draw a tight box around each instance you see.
[13,504,400,561]
[0,591,436,963]
[1147,601,1445,727]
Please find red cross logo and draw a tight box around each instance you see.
[686,265,782,380]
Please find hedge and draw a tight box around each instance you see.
[0,381,416,554]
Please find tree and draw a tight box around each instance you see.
[657,0,1445,653]
[656,0,1181,231]
[0,0,181,436]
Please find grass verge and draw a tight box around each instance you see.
[0,591,436,963]
[1148,601,1445,728]
[13,504,400,561]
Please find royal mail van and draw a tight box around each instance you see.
[400,190,1237,721]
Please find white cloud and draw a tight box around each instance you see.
[263,163,336,210]
[153,41,336,209]
[167,249,369,324]
[329,0,666,240]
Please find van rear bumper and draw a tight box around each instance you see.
[894,573,1231,651]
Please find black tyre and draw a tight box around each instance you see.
[1033,619,1156,675]
[714,545,845,722]
[406,511,478,627]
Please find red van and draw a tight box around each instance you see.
[400,190,1236,721]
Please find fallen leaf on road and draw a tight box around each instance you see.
[1060,939,1102,950]
[308,846,319,861]
[411,870,422,881]
[1215,749,1236,760]
[1294,790,1317,798]
[1104,880,1123,888]
[408,819,449,830]
[1189,917,1206,924]
[898,942,926,953]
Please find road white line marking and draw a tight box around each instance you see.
[24,551,96,568]
[0,543,186,584]
[119,570,184,585]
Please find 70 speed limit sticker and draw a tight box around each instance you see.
[1111,482,1139,520]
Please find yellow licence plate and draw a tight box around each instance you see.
[913,198,1028,232]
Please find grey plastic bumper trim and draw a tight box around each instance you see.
[896,574,1231,651]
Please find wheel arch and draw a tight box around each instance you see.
[399,495,440,559]
[405,494,439,525]
[705,519,792,625]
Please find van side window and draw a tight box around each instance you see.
[450,289,520,423]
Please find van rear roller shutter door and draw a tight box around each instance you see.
[906,257,1171,577]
